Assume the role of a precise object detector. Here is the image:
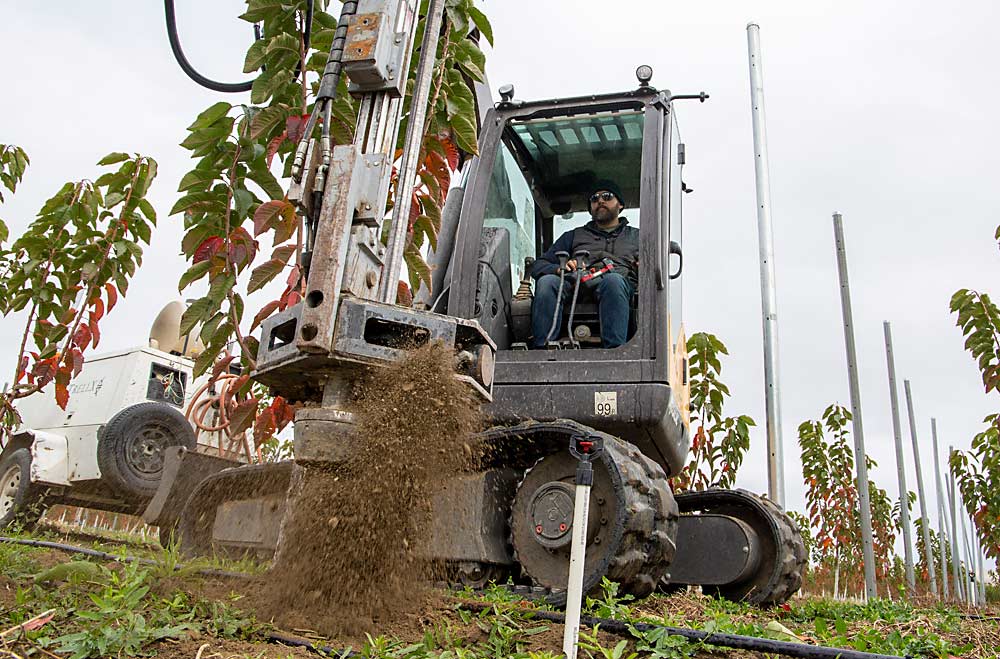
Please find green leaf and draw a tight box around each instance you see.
[177,168,220,193]
[248,258,285,293]
[170,190,227,216]
[138,198,157,223]
[97,152,130,166]
[250,103,290,140]
[179,297,213,337]
[206,273,237,308]
[187,102,232,131]
[449,114,478,155]
[468,7,493,46]
[199,311,226,346]
[243,38,268,73]
[248,164,285,201]
[178,261,212,291]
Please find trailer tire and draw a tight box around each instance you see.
[98,402,196,501]
[0,448,49,530]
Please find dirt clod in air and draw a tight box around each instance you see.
[261,342,483,635]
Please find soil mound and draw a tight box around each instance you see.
[260,343,483,635]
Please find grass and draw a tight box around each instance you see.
[0,538,994,659]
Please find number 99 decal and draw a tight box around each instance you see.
[594,392,618,417]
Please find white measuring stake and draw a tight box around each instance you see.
[562,476,591,659]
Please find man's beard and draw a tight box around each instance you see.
[592,206,616,223]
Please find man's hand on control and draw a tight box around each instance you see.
[563,259,578,272]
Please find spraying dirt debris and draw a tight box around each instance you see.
[259,343,484,634]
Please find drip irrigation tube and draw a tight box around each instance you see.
[459,602,909,659]
[2,536,912,659]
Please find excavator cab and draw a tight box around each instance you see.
[432,83,690,477]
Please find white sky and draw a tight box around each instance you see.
[1,1,997,574]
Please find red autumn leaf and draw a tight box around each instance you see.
[70,348,84,377]
[230,374,251,394]
[89,313,101,348]
[90,297,105,321]
[58,307,77,325]
[284,290,301,309]
[105,283,118,312]
[266,131,287,167]
[210,354,237,383]
[251,300,281,331]
[271,396,295,430]
[193,236,225,264]
[285,263,300,288]
[442,137,459,170]
[228,396,259,437]
[254,200,292,237]
[253,407,277,446]
[73,324,92,350]
[32,357,56,388]
[408,192,421,229]
[228,226,257,268]
[54,366,72,410]
[286,114,310,144]
[396,281,412,306]
[15,355,28,383]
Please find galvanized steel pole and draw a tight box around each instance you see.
[832,213,877,599]
[975,524,987,604]
[883,322,915,590]
[931,422,950,599]
[747,24,785,508]
[959,501,976,605]
[378,0,446,303]
[904,380,937,595]
[947,450,963,602]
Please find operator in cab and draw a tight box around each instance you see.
[530,180,639,349]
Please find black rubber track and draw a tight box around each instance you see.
[499,420,679,607]
[674,488,807,605]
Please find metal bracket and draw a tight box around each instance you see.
[342,1,409,97]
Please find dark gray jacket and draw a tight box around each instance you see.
[531,219,639,287]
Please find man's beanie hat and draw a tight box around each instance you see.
[590,179,625,206]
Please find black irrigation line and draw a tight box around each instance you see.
[459,602,909,659]
[3,536,915,659]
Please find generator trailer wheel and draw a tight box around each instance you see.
[0,448,49,530]
[97,402,196,501]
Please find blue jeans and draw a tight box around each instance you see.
[531,272,634,348]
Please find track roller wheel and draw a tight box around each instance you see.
[510,434,678,606]
[673,489,806,606]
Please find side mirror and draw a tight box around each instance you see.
[669,241,683,280]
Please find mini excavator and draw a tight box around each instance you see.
[150,0,806,605]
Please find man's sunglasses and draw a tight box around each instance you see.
[589,192,616,203]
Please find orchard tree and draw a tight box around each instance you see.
[0,146,158,436]
[672,333,754,492]
[798,404,900,597]
[950,238,1000,559]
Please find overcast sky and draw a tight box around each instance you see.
[1,1,997,572]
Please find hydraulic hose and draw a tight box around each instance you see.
[164,0,314,93]
[164,0,254,93]
[458,602,909,659]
